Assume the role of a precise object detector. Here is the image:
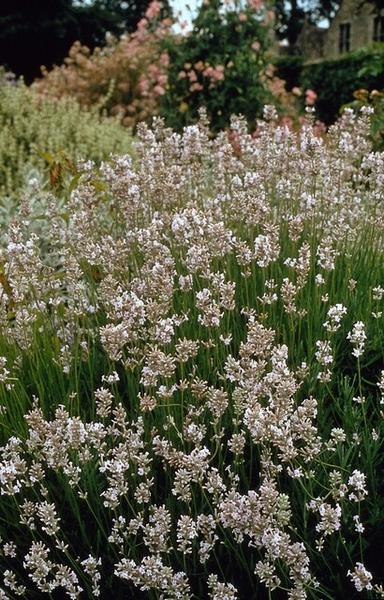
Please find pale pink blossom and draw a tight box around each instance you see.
[248,0,263,9]
[153,84,165,96]
[137,18,148,30]
[190,82,204,92]
[188,70,198,82]
[305,89,317,105]
[145,0,162,20]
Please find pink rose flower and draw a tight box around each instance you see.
[305,89,317,105]
[145,0,162,20]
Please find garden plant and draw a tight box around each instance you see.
[0,106,383,599]
[160,0,276,131]
[32,1,173,129]
[33,0,291,134]
[0,75,131,202]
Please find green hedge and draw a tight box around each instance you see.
[275,44,384,124]
[301,45,384,123]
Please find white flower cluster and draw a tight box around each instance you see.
[347,321,367,358]
[0,109,382,599]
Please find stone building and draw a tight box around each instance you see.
[295,0,384,61]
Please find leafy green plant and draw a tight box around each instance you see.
[160,0,275,131]
[0,75,132,200]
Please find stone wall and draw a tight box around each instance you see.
[291,0,380,62]
[322,0,377,59]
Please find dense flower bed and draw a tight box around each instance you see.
[0,107,383,599]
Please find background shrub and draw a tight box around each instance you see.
[0,76,131,199]
[300,44,384,124]
[33,3,172,129]
[273,45,384,126]
[159,0,276,132]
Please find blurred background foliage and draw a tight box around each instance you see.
[0,0,171,82]
[159,0,276,132]
[275,44,384,124]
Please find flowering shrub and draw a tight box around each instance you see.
[32,0,301,133]
[0,75,131,201]
[33,2,172,128]
[0,108,384,598]
[160,0,276,131]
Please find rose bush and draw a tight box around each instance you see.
[33,1,172,129]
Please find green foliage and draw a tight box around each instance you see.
[0,77,132,199]
[356,42,384,79]
[300,44,384,124]
[0,0,167,82]
[159,0,274,132]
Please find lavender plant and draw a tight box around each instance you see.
[0,107,383,599]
